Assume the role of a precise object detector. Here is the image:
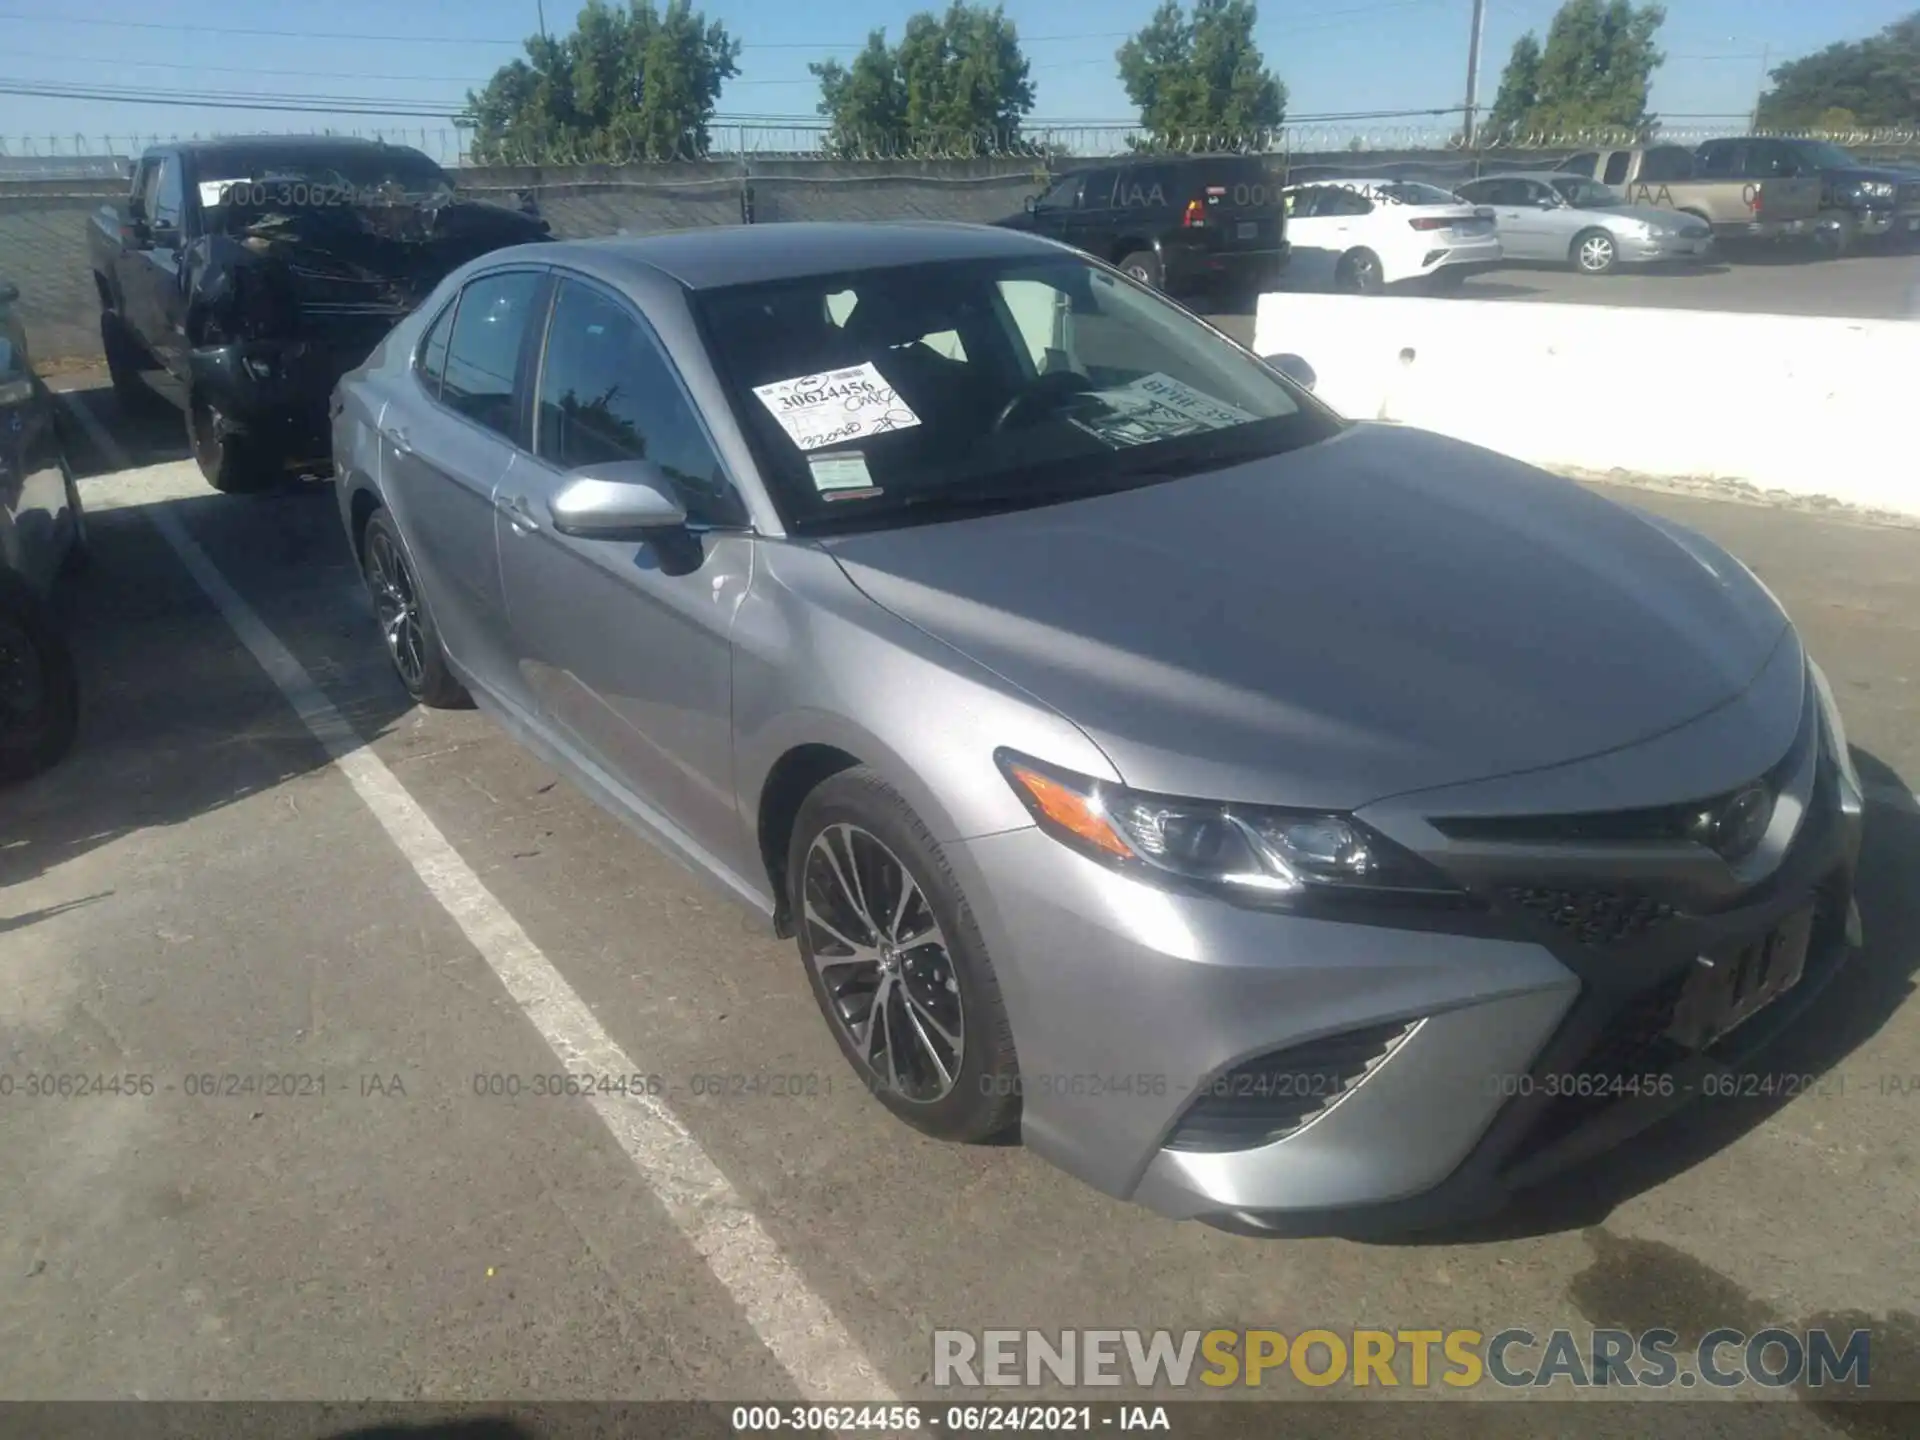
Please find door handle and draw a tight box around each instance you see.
[380,424,412,456]
[495,493,541,533]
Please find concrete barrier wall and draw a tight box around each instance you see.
[1253,293,1920,518]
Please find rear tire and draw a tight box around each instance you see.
[1571,228,1618,275]
[360,507,470,709]
[788,766,1021,1144]
[1334,247,1385,294]
[1116,249,1162,290]
[0,570,79,785]
[188,390,277,494]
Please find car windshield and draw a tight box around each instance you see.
[1371,181,1463,206]
[196,147,454,209]
[694,254,1340,533]
[1551,177,1625,208]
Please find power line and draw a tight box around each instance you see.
[0,10,1129,49]
[0,78,468,117]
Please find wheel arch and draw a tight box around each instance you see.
[755,742,866,938]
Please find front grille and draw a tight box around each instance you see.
[1502,887,1675,945]
[1164,1020,1418,1154]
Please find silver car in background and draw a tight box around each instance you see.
[1455,172,1715,274]
[333,222,1860,1235]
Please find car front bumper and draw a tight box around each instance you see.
[1618,231,1715,263]
[189,330,391,466]
[947,675,1862,1234]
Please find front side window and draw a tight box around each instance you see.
[1602,151,1632,185]
[415,300,455,398]
[534,278,743,528]
[442,270,544,439]
[695,253,1339,534]
[1551,176,1624,208]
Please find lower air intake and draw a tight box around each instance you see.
[1163,1020,1419,1153]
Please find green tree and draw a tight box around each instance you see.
[810,4,1035,155]
[1116,0,1286,149]
[1486,33,1542,139]
[1756,12,1920,130]
[465,0,740,163]
[1485,0,1665,141]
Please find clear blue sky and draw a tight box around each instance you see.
[0,0,1912,155]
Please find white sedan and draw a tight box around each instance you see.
[1281,179,1502,293]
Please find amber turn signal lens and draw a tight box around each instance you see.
[1006,765,1135,859]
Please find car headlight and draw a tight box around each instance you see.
[1808,660,1864,813]
[995,750,1463,906]
[1863,181,1896,199]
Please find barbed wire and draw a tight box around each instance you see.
[4,119,1919,176]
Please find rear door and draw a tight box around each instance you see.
[1279,186,1346,288]
[381,266,547,709]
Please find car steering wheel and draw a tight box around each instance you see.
[991,370,1099,432]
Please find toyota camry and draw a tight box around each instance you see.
[332,221,1862,1234]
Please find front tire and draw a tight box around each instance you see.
[1572,228,1618,275]
[1334,247,1385,294]
[188,390,278,494]
[788,766,1020,1143]
[360,507,470,709]
[0,571,79,785]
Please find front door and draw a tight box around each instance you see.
[496,274,754,870]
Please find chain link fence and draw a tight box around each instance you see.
[7,121,1920,361]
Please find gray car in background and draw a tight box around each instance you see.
[1,275,85,783]
[332,222,1861,1234]
[1456,172,1716,274]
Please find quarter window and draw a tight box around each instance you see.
[534,278,743,528]
[150,156,184,232]
[442,269,544,439]
[415,301,454,398]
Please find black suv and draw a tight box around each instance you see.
[997,154,1289,297]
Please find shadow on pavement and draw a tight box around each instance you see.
[0,478,413,895]
[1401,747,1920,1244]
[57,380,192,479]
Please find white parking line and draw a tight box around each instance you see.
[62,390,896,1405]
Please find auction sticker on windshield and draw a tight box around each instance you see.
[752,362,922,452]
[1071,373,1256,447]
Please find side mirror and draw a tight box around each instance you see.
[549,461,688,539]
[0,279,17,307]
[1262,352,1317,392]
[1024,194,1039,214]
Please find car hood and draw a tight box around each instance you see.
[1828,165,1913,185]
[822,424,1791,811]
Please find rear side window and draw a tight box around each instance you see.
[442,270,544,439]
[1114,166,1169,209]
[1602,151,1632,185]
[534,278,744,528]
[1643,146,1698,181]
[415,300,454,398]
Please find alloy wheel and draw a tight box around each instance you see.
[1579,235,1615,272]
[802,822,965,1102]
[365,529,427,691]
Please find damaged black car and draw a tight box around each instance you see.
[90,135,549,492]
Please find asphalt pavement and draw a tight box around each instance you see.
[2,384,1918,1435]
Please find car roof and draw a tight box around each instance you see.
[157,134,425,158]
[499,221,1068,292]
[1469,171,1580,183]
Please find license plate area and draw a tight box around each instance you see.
[1666,907,1813,1051]
[1235,221,1259,240]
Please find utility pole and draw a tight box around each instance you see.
[536,0,550,41]
[1462,0,1488,149]
[1748,43,1771,133]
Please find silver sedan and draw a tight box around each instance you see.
[1455,172,1715,274]
[333,222,1859,1234]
